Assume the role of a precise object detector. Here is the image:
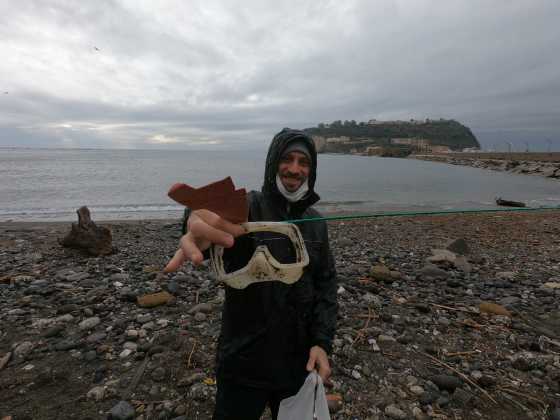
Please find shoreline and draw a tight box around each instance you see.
[2,211,560,419]
[2,206,560,228]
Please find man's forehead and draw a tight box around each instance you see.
[282,150,310,160]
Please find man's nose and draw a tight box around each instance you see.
[286,161,302,173]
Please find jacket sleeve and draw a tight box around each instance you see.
[310,222,338,354]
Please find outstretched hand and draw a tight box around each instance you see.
[306,345,331,384]
[164,209,246,272]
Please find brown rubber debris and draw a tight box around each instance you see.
[167,177,248,224]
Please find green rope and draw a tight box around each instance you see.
[285,205,560,224]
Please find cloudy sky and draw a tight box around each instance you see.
[1,0,558,150]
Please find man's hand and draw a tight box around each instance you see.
[306,345,331,383]
[164,209,246,272]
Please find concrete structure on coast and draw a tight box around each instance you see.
[312,131,560,180]
[412,152,560,180]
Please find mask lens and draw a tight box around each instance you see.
[221,231,298,274]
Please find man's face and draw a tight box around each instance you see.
[278,151,311,192]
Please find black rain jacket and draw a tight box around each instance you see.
[183,128,337,390]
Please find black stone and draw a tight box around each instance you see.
[431,374,462,392]
[44,325,65,338]
[419,391,439,405]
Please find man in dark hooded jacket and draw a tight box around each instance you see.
[165,128,337,420]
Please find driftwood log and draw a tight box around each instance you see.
[59,206,112,256]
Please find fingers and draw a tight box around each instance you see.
[189,220,235,249]
[166,209,246,272]
[193,209,247,238]
[179,233,206,266]
[164,248,186,273]
[307,346,332,382]
[318,362,332,383]
[306,352,317,372]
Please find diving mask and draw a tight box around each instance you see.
[209,222,309,289]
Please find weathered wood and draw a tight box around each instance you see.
[59,206,112,256]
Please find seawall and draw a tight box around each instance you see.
[412,152,560,179]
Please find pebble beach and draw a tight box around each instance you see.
[1,211,560,419]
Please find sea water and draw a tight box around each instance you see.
[1,148,558,221]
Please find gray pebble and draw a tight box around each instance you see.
[384,404,407,419]
[194,312,207,322]
[79,316,100,330]
[151,366,166,382]
[189,303,214,314]
[14,341,34,359]
[109,400,135,420]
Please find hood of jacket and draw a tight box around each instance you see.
[261,128,320,213]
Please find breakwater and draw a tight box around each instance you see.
[412,152,560,179]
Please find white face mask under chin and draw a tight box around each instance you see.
[276,174,309,203]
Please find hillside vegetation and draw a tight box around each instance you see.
[304,119,480,153]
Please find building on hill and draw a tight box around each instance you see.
[391,138,429,147]
[429,145,452,153]
[366,146,383,156]
[326,136,350,143]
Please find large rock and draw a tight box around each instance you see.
[445,238,470,255]
[59,206,112,256]
[543,167,559,178]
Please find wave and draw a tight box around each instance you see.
[0,203,185,221]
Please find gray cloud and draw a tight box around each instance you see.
[1,0,559,150]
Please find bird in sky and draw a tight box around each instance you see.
[94,46,100,51]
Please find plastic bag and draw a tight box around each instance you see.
[277,371,331,420]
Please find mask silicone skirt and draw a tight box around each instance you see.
[210,222,310,289]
